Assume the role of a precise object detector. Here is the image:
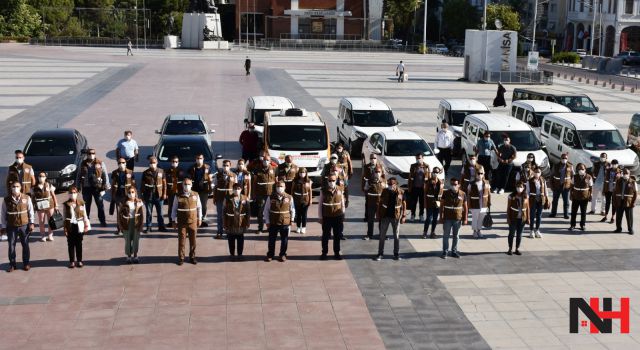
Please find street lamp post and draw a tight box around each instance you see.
[532,0,538,51]
[423,0,427,54]
[143,0,146,49]
[482,0,487,30]
[589,0,599,56]
[134,0,138,49]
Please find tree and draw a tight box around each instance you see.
[486,3,520,32]
[0,0,42,37]
[27,0,75,36]
[442,0,479,40]
[384,0,422,42]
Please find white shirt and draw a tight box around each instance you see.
[263,194,296,225]
[396,63,405,72]
[0,194,35,228]
[435,129,455,149]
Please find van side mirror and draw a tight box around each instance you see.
[155,129,161,134]
[215,154,223,160]
[396,119,402,126]
[244,118,248,124]
[595,106,599,112]
[209,129,216,134]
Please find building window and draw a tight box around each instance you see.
[550,4,557,13]
[625,0,633,14]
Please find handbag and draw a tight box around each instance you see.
[543,196,550,210]
[482,207,493,228]
[48,210,64,230]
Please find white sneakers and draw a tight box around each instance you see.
[296,227,301,234]
[535,230,542,238]
[48,234,54,241]
[296,227,306,234]
[530,230,543,238]
[0,234,7,241]
[498,189,505,194]
[41,236,47,242]
[301,227,306,234]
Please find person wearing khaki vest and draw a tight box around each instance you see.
[1,181,35,272]
[375,178,406,260]
[467,166,490,239]
[526,168,549,238]
[335,142,353,207]
[550,153,574,219]
[188,154,212,227]
[234,159,252,201]
[364,168,385,240]
[32,172,58,242]
[79,149,109,227]
[165,155,185,227]
[423,167,444,239]
[292,168,312,234]
[321,155,346,191]
[263,181,295,262]
[408,153,430,222]
[252,154,276,233]
[141,156,167,233]
[171,178,202,265]
[111,158,136,235]
[460,154,483,189]
[590,152,609,215]
[439,178,468,259]
[118,187,144,263]
[570,163,593,232]
[276,155,298,195]
[224,183,250,259]
[506,182,530,255]
[602,160,621,224]
[6,150,35,195]
[362,154,386,222]
[63,186,90,269]
[213,160,237,239]
[614,168,637,235]
[318,175,346,260]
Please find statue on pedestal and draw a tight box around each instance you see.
[189,0,217,13]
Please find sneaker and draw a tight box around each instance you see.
[6,265,16,272]
[588,210,595,215]
[529,231,535,238]
[430,232,436,239]
[440,252,447,259]
[40,236,47,242]
[133,257,140,264]
[301,227,306,234]
[279,255,287,262]
[23,264,31,271]
[600,217,607,222]
[563,215,570,219]
[68,262,75,269]
[48,234,54,241]
[609,219,614,224]
[190,258,197,265]
[177,260,184,266]
[126,257,132,264]
[77,262,83,268]
[568,226,574,231]
[334,254,343,260]
[514,250,522,256]
[498,189,505,194]
[264,257,272,262]
[472,230,478,238]
[535,230,542,238]
[419,215,424,222]
[491,189,497,194]
[374,255,382,261]
[394,255,402,261]
[296,227,301,234]
[422,232,428,239]
[0,234,7,241]
[215,234,223,240]
[506,250,513,256]
[477,232,484,239]
[410,214,415,222]
[451,252,460,258]
[340,236,347,240]
[362,236,370,241]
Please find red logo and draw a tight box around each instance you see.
[570,297,630,334]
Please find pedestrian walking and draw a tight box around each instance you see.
[118,187,144,264]
[439,178,468,259]
[32,172,58,242]
[434,122,455,174]
[252,153,276,233]
[292,168,311,234]
[613,168,636,235]
[140,156,167,233]
[493,135,517,194]
[127,40,133,56]
[492,82,507,107]
[467,166,490,239]
[549,153,573,219]
[224,183,250,259]
[245,56,251,75]
[276,155,298,195]
[408,153,430,222]
[474,131,497,182]
[79,149,109,227]
[239,123,260,162]
[461,154,483,189]
[111,158,136,235]
[1,181,35,272]
[375,177,406,261]
[363,168,385,240]
[526,168,549,238]
[213,160,237,239]
[569,163,593,232]
[165,156,185,228]
[423,167,444,238]
[590,152,609,215]
[601,160,621,223]
[506,182,529,255]
[115,130,139,171]
[263,180,295,262]
[171,178,202,265]
[63,186,90,268]
[396,60,405,82]
[319,175,345,260]
[188,154,212,227]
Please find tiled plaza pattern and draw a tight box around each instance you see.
[0,44,638,349]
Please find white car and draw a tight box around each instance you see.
[362,131,445,188]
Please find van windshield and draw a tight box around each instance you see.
[268,125,328,151]
[352,110,395,127]
[554,96,597,113]
[577,130,627,151]
[451,111,489,126]
[492,131,540,152]
[252,109,281,125]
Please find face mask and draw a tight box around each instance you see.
[452,185,459,192]
[127,193,136,199]
[276,187,285,194]
[337,148,343,154]
[328,181,336,188]
[476,180,483,185]
[223,166,230,172]
[330,159,337,164]
[16,158,24,165]
[11,187,20,194]
[89,155,96,160]
[70,193,78,200]
[623,174,630,180]
[484,137,489,141]
[534,172,541,178]
[285,161,291,166]
[416,158,423,164]
[504,140,510,145]
[39,176,46,183]
[237,164,245,170]
[470,160,476,166]
[600,157,606,162]
[125,135,132,141]
[432,173,438,178]
[234,189,242,196]
[119,164,126,170]
[561,159,567,164]
[150,163,157,169]
[249,128,255,132]
[371,159,377,164]
[299,173,306,178]
[516,187,524,193]
[184,185,192,192]
[527,157,534,161]
[578,170,585,176]
[171,162,178,168]
[196,159,204,166]
[613,164,618,169]
[263,160,269,167]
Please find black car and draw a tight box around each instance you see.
[615,51,640,65]
[153,135,220,177]
[23,128,89,191]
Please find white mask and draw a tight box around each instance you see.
[527,157,534,162]
[516,187,524,193]
[127,193,136,199]
[416,158,423,164]
[452,185,459,192]
[276,187,285,194]
[184,185,192,192]
[39,176,46,183]
[370,159,377,164]
[196,159,204,166]
[337,148,343,153]
[299,172,306,178]
[89,155,96,160]
[330,158,337,164]
[470,160,476,166]
[328,181,336,188]
[600,157,606,162]
[613,164,618,168]
[263,160,269,167]
[69,193,78,200]
[234,189,242,196]
[125,135,132,141]
[504,140,510,145]
[11,187,20,194]
[150,163,157,170]
[561,159,568,164]
[119,164,126,170]
[237,164,245,171]
[623,174,630,180]
[15,158,24,165]
[578,170,586,176]
[534,172,541,178]
[223,166,230,172]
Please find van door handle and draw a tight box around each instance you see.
[558,145,562,151]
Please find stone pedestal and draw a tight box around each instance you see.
[181,12,223,49]
[163,35,178,49]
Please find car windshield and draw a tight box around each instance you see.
[352,110,395,127]
[24,137,76,156]
[164,120,207,135]
[491,131,540,152]
[252,109,281,125]
[554,96,597,113]
[451,110,489,126]
[268,125,328,151]
[158,140,212,161]
[577,130,627,150]
[384,139,433,157]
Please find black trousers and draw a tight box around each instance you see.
[604,192,614,216]
[409,187,425,216]
[267,225,289,258]
[437,148,452,174]
[478,155,493,182]
[227,234,244,255]
[125,157,135,171]
[321,216,343,256]
[67,224,83,263]
[616,206,634,232]
[570,199,588,228]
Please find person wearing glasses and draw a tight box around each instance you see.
[118,187,144,263]
[188,154,213,227]
[165,156,185,228]
[63,186,90,268]
[141,156,168,233]
[111,157,136,235]
[78,148,109,227]
[1,181,35,272]
[467,166,490,239]
[423,167,444,239]
[32,172,58,242]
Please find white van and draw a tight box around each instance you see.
[263,108,330,183]
[461,113,550,176]
[244,96,295,135]
[510,100,571,139]
[337,97,400,157]
[541,113,640,175]
[436,99,490,157]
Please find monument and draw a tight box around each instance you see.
[181,0,228,50]
[463,29,518,82]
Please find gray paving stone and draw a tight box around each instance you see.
[11,295,50,305]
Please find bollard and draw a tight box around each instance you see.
[612,83,616,89]
[621,85,625,91]
[557,73,560,77]
[632,87,636,93]
[564,74,567,79]
[586,78,590,84]
[603,81,607,87]
[571,75,575,80]
[578,77,582,82]
[594,80,598,85]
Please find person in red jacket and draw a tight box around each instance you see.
[239,123,260,162]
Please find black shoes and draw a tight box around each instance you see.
[514,250,522,256]
[159,226,168,232]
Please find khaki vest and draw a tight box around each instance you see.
[551,162,574,190]
[461,164,482,186]
[7,163,34,193]
[468,180,491,209]
[441,190,466,221]
[379,188,405,220]
[336,150,352,176]
[321,189,344,217]
[603,167,621,194]
[141,168,166,198]
[176,191,200,225]
[571,174,592,201]
[118,199,144,230]
[4,194,30,227]
[614,177,637,208]
[365,181,386,210]
[408,163,430,189]
[189,164,212,193]
[253,166,275,196]
[268,193,293,225]
[63,199,86,232]
[236,170,252,198]
[361,163,385,190]
[165,167,184,195]
[223,195,250,230]
[214,171,236,203]
[111,169,135,197]
[507,194,529,223]
[292,179,312,207]
[424,179,443,209]
[277,163,298,193]
[32,184,54,210]
[528,177,547,203]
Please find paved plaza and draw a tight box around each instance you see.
[0,44,638,349]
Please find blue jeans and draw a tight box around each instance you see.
[424,207,439,233]
[216,200,224,234]
[7,225,30,266]
[268,224,290,258]
[144,197,165,229]
[530,200,543,231]
[442,220,461,254]
[551,188,569,216]
[83,187,105,224]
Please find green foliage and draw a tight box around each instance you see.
[0,0,42,37]
[486,3,521,32]
[442,0,479,40]
[384,0,422,42]
[551,51,580,63]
